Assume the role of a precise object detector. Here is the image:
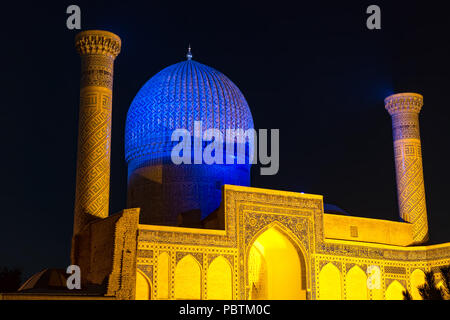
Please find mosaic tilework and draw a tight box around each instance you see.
[73,31,121,234]
[385,93,429,244]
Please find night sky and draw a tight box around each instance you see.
[1,1,450,280]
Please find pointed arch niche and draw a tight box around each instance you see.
[174,255,201,299]
[385,280,406,300]
[135,269,152,300]
[318,263,342,300]
[207,256,233,300]
[345,266,367,300]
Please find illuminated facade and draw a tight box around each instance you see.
[3,30,450,301]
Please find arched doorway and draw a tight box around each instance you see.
[247,225,307,300]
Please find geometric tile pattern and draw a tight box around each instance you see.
[385,93,429,244]
[124,58,255,225]
[73,31,121,235]
[124,59,254,164]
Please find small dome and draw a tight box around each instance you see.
[18,268,106,294]
[18,268,67,292]
[324,203,351,216]
[125,59,254,165]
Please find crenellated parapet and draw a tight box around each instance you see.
[75,30,121,58]
[384,92,423,115]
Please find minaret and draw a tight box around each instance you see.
[73,30,121,235]
[385,93,429,244]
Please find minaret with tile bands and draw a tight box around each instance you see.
[73,30,121,235]
[385,93,429,244]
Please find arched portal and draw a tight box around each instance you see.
[247,225,307,300]
[135,269,152,300]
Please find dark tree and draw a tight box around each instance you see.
[403,266,450,300]
[402,289,412,300]
[439,266,450,298]
[0,267,22,292]
[418,270,444,300]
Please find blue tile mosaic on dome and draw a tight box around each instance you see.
[125,60,254,165]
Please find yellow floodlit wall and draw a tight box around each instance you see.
[323,213,413,246]
[132,185,450,301]
[157,252,170,299]
[248,245,268,299]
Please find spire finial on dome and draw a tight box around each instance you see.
[186,44,193,60]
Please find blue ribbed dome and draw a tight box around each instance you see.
[125,60,254,164]
[125,59,254,224]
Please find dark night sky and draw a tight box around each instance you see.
[1,1,450,280]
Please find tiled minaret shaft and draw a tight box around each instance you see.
[73,30,121,235]
[385,93,428,244]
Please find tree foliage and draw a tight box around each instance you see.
[403,266,450,300]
